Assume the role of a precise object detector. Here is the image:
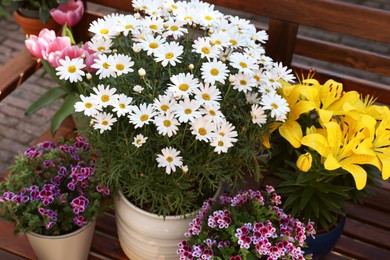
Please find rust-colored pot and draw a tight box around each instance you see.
[13,10,61,37]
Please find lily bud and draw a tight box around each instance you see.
[296,153,312,172]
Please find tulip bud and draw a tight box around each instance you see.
[50,0,85,27]
[296,153,313,172]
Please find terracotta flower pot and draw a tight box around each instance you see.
[13,10,61,36]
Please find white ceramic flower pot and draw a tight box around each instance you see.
[26,221,96,260]
[114,191,195,260]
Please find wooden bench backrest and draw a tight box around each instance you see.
[1,0,390,105]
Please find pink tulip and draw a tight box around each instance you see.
[50,0,84,27]
[25,29,57,59]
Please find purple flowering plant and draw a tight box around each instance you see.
[0,137,111,236]
[177,186,316,260]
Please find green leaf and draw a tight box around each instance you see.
[41,60,63,85]
[50,94,80,135]
[39,3,50,24]
[300,187,314,210]
[25,87,67,116]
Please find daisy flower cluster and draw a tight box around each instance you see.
[0,138,111,236]
[178,186,316,260]
[53,0,294,216]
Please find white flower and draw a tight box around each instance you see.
[193,82,222,107]
[91,84,118,108]
[272,62,296,83]
[245,92,261,104]
[132,134,148,148]
[162,18,188,40]
[92,112,117,133]
[74,95,101,116]
[154,112,180,137]
[156,147,183,175]
[143,16,165,34]
[210,135,234,154]
[201,59,229,85]
[232,72,257,93]
[154,41,184,67]
[56,57,85,83]
[129,103,156,128]
[199,104,225,124]
[173,98,202,123]
[263,70,282,89]
[192,37,220,61]
[88,35,112,53]
[251,104,267,126]
[112,94,133,117]
[228,52,258,76]
[91,54,116,79]
[139,34,166,56]
[260,93,290,120]
[108,53,134,76]
[89,17,117,39]
[115,14,140,36]
[215,120,238,140]
[190,117,215,142]
[167,72,199,98]
[153,94,176,114]
[133,85,144,93]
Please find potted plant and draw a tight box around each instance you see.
[178,186,316,259]
[43,0,296,257]
[267,74,389,258]
[0,137,111,260]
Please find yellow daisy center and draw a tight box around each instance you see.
[140,114,149,121]
[239,62,248,68]
[100,29,108,35]
[150,24,158,30]
[149,42,158,49]
[166,156,173,163]
[179,83,189,91]
[68,65,76,73]
[201,47,210,54]
[198,128,207,135]
[254,75,260,81]
[125,24,133,29]
[161,104,169,112]
[170,25,179,31]
[202,93,211,101]
[102,120,109,126]
[205,15,212,21]
[240,80,247,85]
[97,47,106,51]
[116,64,124,71]
[101,95,109,102]
[184,108,192,114]
[119,103,126,109]
[218,140,224,146]
[219,132,225,136]
[210,68,219,76]
[215,40,222,45]
[85,102,92,108]
[209,110,216,116]
[271,103,279,109]
[165,52,174,59]
[163,120,171,127]
[184,16,193,21]
[103,62,109,69]
[230,39,238,46]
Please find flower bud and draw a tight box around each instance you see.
[188,64,194,71]
[86,73,92,80]
[296,153,313,172]
[138,68,146,77]
[229,75,235,83]
[132,43,141,53]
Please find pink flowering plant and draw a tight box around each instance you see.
[0,137,111,236]
[178,186,315,259]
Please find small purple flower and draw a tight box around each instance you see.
[39,189,54,206]
[71,196,89,214]
[46,221,56,230]
[38,141,57,150]
[38,208,57,221]
[96,184,110,196]
[58,166,68,176]
[12,191,30,204]
[74,215,88,227]
[1,191,15,201]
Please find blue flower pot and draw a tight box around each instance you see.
[305,215,346,259]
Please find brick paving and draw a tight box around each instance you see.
[0,1,389,175]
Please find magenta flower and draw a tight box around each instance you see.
[71,195,89,214]
[50,0,84,27]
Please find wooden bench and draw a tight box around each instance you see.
[0,0,389,259]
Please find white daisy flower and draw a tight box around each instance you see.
[232,72,257,93]
[193,82,222,107]
[199,104,225,124]
[192,37,220,61]
[260,93,290,120]
[154,112,180,137]
[74,95,101,116]
[156,147,183,175]
[228,52,258,76]
[139,34,166,56]
[253,30,268,44]
[153,94,176,114]
[263,70,283,89]
[115,14,140,36]
[210,135,234,154]
[173,98,202,123]
[129,103,156,128]
[197,8,222,28]
[88,35,112,54]
[133,85,144,93]
[56,57,85,83]
[209,31,230,49]
[215,120,238,140]
[132,134,148,148]
[167,72,199,98]
[226,33,246,49]
[112,94,133,117]
[162,18,188,40]
[154,41,184,67]
[91,84,118,108]
[92,112,117,133]
[88,17,117,39]
[108,53,134,76]
[272,62,296,83]
[251,104,267,126]
[201,59,229,85]
[190,117,215,142]
[175,8,196,25]
[143,16,165,34]
[91,54,116,79]
[245,92,261,104]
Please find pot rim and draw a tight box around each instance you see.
[27,220,96,239]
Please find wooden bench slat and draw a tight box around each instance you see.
[344,203,390,230]
[334,235,390,259]
[295,36,390,77]
[90,230,127,259]
[0,249,29,260]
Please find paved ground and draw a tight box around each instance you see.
[0,0,389,175]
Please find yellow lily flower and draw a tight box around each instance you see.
[372,109,390,179]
